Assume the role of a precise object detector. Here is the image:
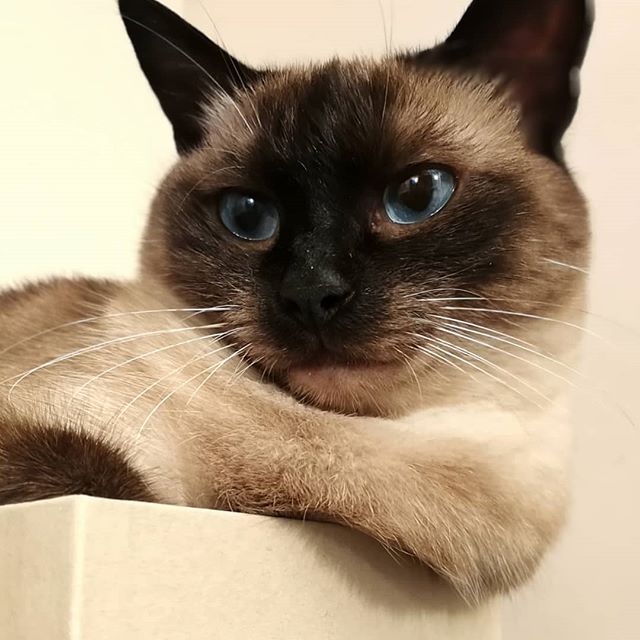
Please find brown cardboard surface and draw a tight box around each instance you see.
[0,496,501,639]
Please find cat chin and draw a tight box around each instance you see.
[285,361,407,416]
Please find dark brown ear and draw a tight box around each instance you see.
[415,0,594,162]
[119,0,262,154]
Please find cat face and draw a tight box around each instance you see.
[121,0,593,415]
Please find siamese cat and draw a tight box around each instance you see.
[0,0,593,601]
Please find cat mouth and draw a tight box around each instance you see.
[237,333,410,413]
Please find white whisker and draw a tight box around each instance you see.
[426,314,538,349]
[3,322,228,397]
[443,306,605,341]
[543,258,589,274]
[394,346,425,393]
[69,328,237,403]
[413,342,467,374]
[415,297,487,303]
[431,321,637,431]
[414,333,546,408]
[225,352,264,388]
[117,342,237,427]
[436,325,576,389]
[402,286,482,300]
[432,334,550,404]
[184,344,250,408]
[415,337,498,391]
[435,319,578,372]
[0,306,233,359]
[134,344,250,439]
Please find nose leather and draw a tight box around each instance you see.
[279,265,353,328]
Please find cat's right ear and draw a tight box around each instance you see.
[118,0,261,154]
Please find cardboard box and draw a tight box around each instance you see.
[0,496,501,639]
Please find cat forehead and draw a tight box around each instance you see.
[200,60,524,172]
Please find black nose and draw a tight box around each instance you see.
[279,279,354,328]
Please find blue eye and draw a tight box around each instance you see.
[219,191,279,241]
[383,168,456,225]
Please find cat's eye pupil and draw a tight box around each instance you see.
[233,197,259,233]
[383,167,455,225]
[397,174,434,212]
[219,191,279,242]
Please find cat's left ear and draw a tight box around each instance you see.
[415,0,594,161]
[119,0,262,154]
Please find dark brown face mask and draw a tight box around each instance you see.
[119,0,592,412]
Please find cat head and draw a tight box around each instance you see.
[120,0,593,416]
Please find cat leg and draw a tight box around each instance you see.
[186,409,564,602]
[0,410,155,505]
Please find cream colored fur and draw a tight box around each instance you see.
[0,276,581,602]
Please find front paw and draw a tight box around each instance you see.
[350,459,567,602]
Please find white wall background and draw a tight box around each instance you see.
[0,0,181,282]
[1,1,638,637]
